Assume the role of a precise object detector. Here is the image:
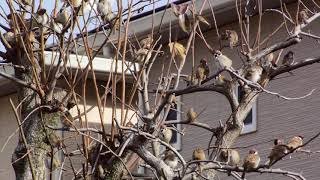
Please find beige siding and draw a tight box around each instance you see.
[147,2,320,180]
[0,94,17,180]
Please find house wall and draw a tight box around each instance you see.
[0,79,138,179]
[148,2,320,180]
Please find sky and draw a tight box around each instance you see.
[0,0,177,54]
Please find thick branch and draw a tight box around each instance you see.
[271,56,320,78]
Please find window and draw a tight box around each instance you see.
[165,96,182,150]
[236,86,257,134]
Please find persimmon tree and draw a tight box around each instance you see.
[0,0,320,179]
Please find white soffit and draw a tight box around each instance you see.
[44,51,140,76]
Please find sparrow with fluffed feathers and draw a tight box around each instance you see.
[55,9,70,27]
[220,149,241,176]
[140,35,153,49]
[282,51,294,66]
[298,9,310,24]
[266,139,289,167]
[213,50,233,71]
[186,108,197,123]
[196,58,210,85]
[35,9,49,27]
[221,30,238,48]
[135,48,152,64]
[287,136,303,151]
[245,64,263,84]
[3,31,16,46]
[192,148,206,173]
[221,149,241,167]
[262,52,278,69]
[98,0,112,16]
[242,149,260,179]
[161,127,173,144]
[164,151,179,169]
[214,74,225,85]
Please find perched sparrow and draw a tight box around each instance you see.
[161,127,173,144]
[221,30,238,48]
[266,139,289,167]
[193,148,206,173]
[196,58,210,85]
[213,50,233,70]
[220,149,241,166]
[192,148,206,161]
[245,64,263,83]
[287,136,304,151]
[282,51,294,66]
[214,74,225,85]
[3,31,16,46]
[220,149,241,176]
[242,149,260,179]
[35,9,49,26]
[55,9,70,27]
[140,35,153,49]
[135,48,152,64]
[186,108,197,123]
[51,21,63,34]
[298,9,310,24]
[185,74,197,86]
[98,0,112,16]
[164,151,178,169]
[171,3,190,33]
[262,52,277,69]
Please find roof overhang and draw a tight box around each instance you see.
[0,52,139,96]
[78,0,296,51]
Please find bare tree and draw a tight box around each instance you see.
[1,0,320,179]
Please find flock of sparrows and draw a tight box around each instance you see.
[162,135,304,178]
[185,27,296,87]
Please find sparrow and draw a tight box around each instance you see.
[171,3,190,33]
[98,0,112,16]
[213,50,233,70]
[140,35,153,49]
[282,51,294,66]
[214,74,225,85]
[266,139,289,167]
[51,21,63,34]
[35,9,49,27]
[3,31,16,46]
[161,127,173,144]
[298,9,310,24]
[242,149,260,179]
[245,64,263,84]
[220,149,241,176]
[186,108,197,123]
[287,136,304,151]
[135,48,152,64]
[221,30,238,48]
[262,52,277,69]
[55,8,70,27]
[192,148,206,173]
[196,58,210,85]
[164,151,178,169]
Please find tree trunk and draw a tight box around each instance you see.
[11,53,61,179]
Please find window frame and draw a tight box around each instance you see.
[164,96,182,151]
[235,86,258,134]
